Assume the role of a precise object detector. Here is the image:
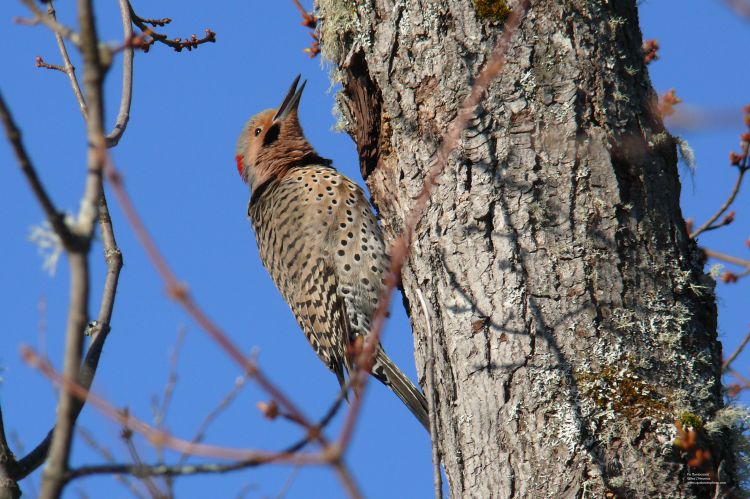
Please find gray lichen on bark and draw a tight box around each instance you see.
[316,0,736,496]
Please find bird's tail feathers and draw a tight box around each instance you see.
[372,348,430,431]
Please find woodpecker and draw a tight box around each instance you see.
[236,75,429,430]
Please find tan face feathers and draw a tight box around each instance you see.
[235,75,313,194]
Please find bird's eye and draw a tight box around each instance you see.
[254,127,262,136]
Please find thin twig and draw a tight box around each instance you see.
[338,0,531,450]
[18,0,81,48]
[128,2,215,53]
[275,467,301,499]
[64,386,353,482]
[0,91,70,245]
[178,373,350,469]
[723,327,750,372]
[122,428,166,499]
[728,368,750,388]
[15,313,116,479]
[38,0,109,493]
[235,482,256,499]
[9,2,122,479]
[106,0,134,147]
[35,56,66,72]
[38,294,48,357]
[39,249,90,498]
[34,0,127,488]
[10,433,36,495]
[20,70,125,491]
[152,326,186,497]
[73,1,108,239]
[45,0,88,120]
[176,375,247,465]
[14,195,123,481]
[416,289,442,499]
[155,327,187,428]
[93,191,123,336]
[29,249,82,498]
[7,0,124,473]
[9,0,119,491]
[691,115,749,238]
[331,461,363,499]
[20,346,321,463]
[64,454,298,481]
[0,405,21,499]
[704,248,750,270]
[690,167,747,238]
[77,427,147,499]
[0,399,13,463]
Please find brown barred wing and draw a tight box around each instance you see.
[289,258,351,388]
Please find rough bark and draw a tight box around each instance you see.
[317,0,736,497]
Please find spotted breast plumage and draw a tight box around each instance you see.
[236,75,429,429]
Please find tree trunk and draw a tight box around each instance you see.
[316,0,737,496]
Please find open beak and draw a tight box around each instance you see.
[273,74,307,122]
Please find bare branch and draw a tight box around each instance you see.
[64,450,296,483]
[94,193,124,334]
[274,467,300,498]
[45,1,88,120]
[129,2,215,53]
[35,55,66,73]
[151,326,186,497]
[0,91,71,245]
[690,167,747,238]
[73,2,107,239]
[691,107,749,238]
[1,46,115,492]
[332,461,362,499]
[14,196,121,480]
[22,346,354,493]
[66,461,278,481]
[77,428,147,499]
[723,326,750,372]
[0,405,21,499]
[20,346,322,463]
[13,312,110,480]
[9,14,122,486]
[704,248,750,271]
[39,249,90,498]
[0,407,12,464]
[121,428,166,499]
[106,0,134,147]
[18,0,81,48]
[37,0,110,493]
[176,375,247,465]
[154,327,187,428]
[64,385,352,484]
[10,0,124,477]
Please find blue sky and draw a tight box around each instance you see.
[0,1,748,497]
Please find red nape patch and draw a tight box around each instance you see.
[235,154,244,177]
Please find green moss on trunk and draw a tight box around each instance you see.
[473,0,511,21]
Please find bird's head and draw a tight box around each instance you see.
[235,75,314,194]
